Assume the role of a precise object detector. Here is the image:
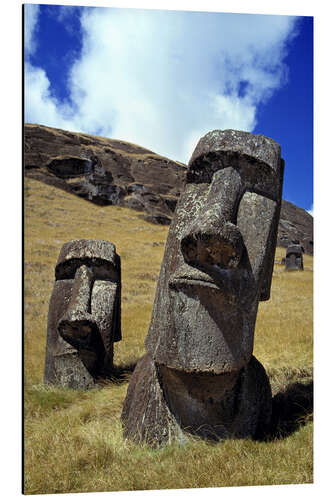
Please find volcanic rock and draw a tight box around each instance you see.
[24,123,185,224]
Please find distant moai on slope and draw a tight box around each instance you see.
[44,239,121,389]
[285,240,304,271]
[122,129,284,446]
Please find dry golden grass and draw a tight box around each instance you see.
[255,247,313,372]
[24,177,313,494]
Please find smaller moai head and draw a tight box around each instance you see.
[44,239,121,387]
[145,130,284,374]
[285,243,304,271]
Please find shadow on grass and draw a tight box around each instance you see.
[267,379,313,440]
[97,360,138,386]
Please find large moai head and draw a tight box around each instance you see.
[145,130,284,374]
[122,130,284,445]
[44,239,121,389]
[285,241,304,271]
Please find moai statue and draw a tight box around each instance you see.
[122,129,284,446]
[285,240,304,271]
[44,239,121,389]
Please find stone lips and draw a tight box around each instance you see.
[24,123,313,254]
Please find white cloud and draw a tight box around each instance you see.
[307,204,314,216]
[24,62,80,131]
[24,4,40,57]
[24,7,298,163]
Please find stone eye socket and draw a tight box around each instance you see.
[188,154,277,200]
[55,258,117,281]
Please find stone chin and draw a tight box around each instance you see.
[154,274,258,375]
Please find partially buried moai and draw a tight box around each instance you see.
[285,240,304,271]
[122,129,284,445]
[44,239,121,389]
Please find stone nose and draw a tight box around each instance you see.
[181,220,244,269]
[57,265,97,348]
[181,167,244,269]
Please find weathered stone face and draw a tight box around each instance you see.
[285,243,304,271]
[44,239,121,389]
[122,130,284,446]
[145,130,284,374]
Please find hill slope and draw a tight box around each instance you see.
[24,123,313,254]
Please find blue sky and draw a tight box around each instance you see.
[24,3,313,213]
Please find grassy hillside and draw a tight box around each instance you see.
[24,177,313,494]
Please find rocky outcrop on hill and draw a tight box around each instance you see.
[24,123,185,225]
[277,201,313,255]
[24,124,313,253]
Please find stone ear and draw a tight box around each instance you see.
[258,202,281,301]
[237,192,280,301]
[259,158,284,300]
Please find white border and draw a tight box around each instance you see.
[3,1,330,499]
